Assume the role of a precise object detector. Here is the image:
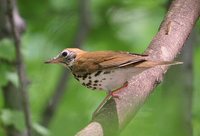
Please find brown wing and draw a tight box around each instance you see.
[71,51,148,74]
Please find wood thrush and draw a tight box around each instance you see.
[45,48,181,114]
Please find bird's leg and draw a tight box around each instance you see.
[92,91,112,117]
[92,82,128,117]
[110,81,128,98]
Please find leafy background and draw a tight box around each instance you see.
[0,0,200,136]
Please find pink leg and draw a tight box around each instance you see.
[93,81,128,117]
[110,81,128,98]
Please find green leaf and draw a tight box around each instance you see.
[0,39,15,61]
[0,109,26,132]
[0,109,13,125]
[6,72,19,87]
[12,111,26,131]
[33,123,50,136]
[0,63,18,87]
[0,64,9,87]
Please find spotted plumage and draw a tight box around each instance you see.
[45,48,181,94]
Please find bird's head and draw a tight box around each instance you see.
[45,48,85,67]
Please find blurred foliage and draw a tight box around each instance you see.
[0,109,25,131]
[0,0,200,136]
[0,40,18,88]
[33,123,49,136]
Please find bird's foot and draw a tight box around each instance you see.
[111,81,128,99]
[92,82,128,118]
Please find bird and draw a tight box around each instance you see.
[45,48,181,114]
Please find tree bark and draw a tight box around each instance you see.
[76,0,200,135]
[6,0,32,134]
[0,0,26,136]
[0,0,25,39]
[0,0,31,136]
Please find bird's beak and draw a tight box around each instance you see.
[45,56,62,64]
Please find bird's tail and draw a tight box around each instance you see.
[134,60,183,68]
[159,61,183,66]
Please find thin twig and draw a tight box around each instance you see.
[41,0,91,127]
[6,0,32,136]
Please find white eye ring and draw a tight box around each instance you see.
[61,51,68,57]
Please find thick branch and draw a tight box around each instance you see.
[6,0,32,136]
[76,0,200,135]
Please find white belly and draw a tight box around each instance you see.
[75,67,146,92]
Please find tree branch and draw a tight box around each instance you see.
[40,0,91,127]
[0,0,25,39]
[6,0,32,136]
[76,0,200,135]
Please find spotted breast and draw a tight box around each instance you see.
[72,66,145,92]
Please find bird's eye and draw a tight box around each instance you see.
[61,51,68,57]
